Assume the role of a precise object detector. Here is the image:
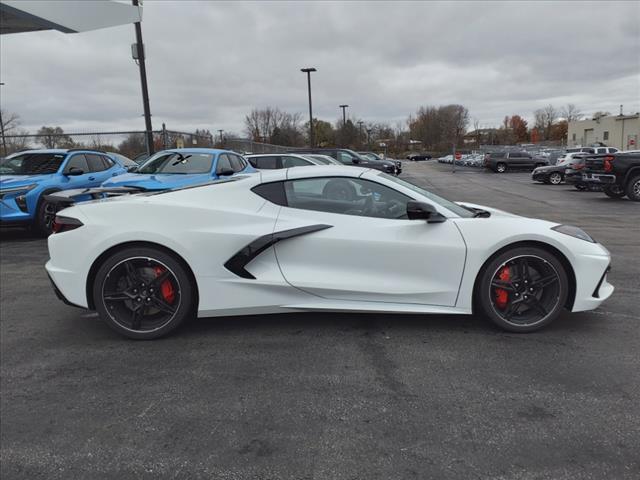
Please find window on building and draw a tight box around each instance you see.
[603,131,609,140]
[572,133,576,141]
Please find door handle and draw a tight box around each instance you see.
[89,176,96,181]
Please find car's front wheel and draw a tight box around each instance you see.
[92,246,195,340]
[549,172,563,185]
[477,247,568,333]
[34,197,58,237]
[495,163,507,173]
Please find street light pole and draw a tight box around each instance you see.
[339,104,349,126]
[218,129,224,145]
[132,0,154,155]
[301,68,316,147]
[357,120,364,147]
[366,128,372,147]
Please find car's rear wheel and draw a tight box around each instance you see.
[92,247,195,340]
[625,174,640,201]
[477,247,568,333]
[549,172,563,185]
[34,197,58,237]
[602,184,625,198]
[495,163,507,173]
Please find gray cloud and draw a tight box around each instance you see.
[1,0,639,136]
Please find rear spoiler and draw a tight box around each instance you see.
[44,186,146,208]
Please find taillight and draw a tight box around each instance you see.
[51,215,83,233]
[604,155,614,172]
[575,163,585,170]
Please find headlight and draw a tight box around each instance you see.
[552,224,596,243]
[0,184,37,198]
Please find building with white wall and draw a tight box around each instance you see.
[567,114,639,151]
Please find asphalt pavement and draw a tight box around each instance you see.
[1,161,639,479]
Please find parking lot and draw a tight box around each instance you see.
[1,161,638,479]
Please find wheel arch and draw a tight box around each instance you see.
[623,166,640,184]
[472,240,577,312]
[85,241,200,311]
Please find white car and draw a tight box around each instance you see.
[46,166,613,339]
[246,153,339,170]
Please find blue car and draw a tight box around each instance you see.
[0,149,127,235]
[101,148,255,191]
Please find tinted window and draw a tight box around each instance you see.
[252,182,287,205]
[282,156,312,168]
[86,153,108,172]
[229,154,246,172]
[64,154,89,174]
[338,151,357,164]
[490,152,506,159]
[138,152,214,174]
[284,177,411,219]
[0,153,65,175]
[216,154,233,174]
[596,148,606,154]
[101,155,115,169]
[251,156,279,169]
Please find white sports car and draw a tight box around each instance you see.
[46,166,613,339]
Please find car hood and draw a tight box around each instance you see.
[101,173,211,190]
[456,202,520,218]
[533,165,564,173]
[0,174,52,189]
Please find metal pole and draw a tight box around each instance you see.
[339,105,349,126]
[452,143,456,173]
[301,68,316,147]
[218,129,224,145]
[0,82,6,156]
[358,121,363,146]
[132,0,154,155]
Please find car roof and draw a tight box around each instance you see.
[258,165,369,182]
[157,148,231,155]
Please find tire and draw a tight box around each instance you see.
[603,185,625,198]
[624,174,640,201]
[495,163,507,173]
[322,179,356,201]
[476,247,568,333]
[549,172,563,185]
[34,196,58,237]
[92,246,195,340]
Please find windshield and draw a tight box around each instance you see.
[305,155,332,165]
[137,152,214,174]
[0,153,65,175]
[109,153,137,168]
[376,172,474,218]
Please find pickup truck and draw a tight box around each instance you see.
[484,151,548,173]
[580,150,640,201]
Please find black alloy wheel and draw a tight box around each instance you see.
[478,247,568,332]
[625,174,640,201]
[93,247,194,339]
[35,198,58,236]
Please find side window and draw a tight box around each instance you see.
[216,154,233,174]
[282,156,311,168]
[86,153,108,172]
[253,156,279,169]
[284,177,412,219]
[596,148,606,154]
[337,151,356,164]
[229,154,247,172]
[64,154,89,174]
[101,155,115,169]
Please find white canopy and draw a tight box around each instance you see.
[0,0,142,35]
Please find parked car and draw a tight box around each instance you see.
[0,149,127,235]
[132,152,151,165]
[359,151,403,173]
[301,154,343,165]
[246,153,330,170]
[532,152,587,186]
[101,148,255,191]
[46,165,613,340]
[407,153,432,161]
[293,148,398,174]
[484,151,548,173]
[106,152,139,171]
[579,151,640,201]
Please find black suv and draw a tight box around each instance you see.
[293,148,399,175]
[580,151,640,201]
[484,151,548,173]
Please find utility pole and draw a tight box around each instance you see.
[366,128,372,147]
[132,0,154,155]
[339,104,349,126]
[301,68,316,147]
[218,129,224,145]
[357,120,364,146]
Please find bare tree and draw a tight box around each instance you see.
[561,104,583,122]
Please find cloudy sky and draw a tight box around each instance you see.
[1,0,639,136]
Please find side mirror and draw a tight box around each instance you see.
[126,165,139,173]
[65,167,84,176]
[217,169,235,176]
[351,157,360,164]
[406,201,446,223]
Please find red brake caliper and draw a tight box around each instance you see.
[154,266,175,304]
[495,266,511,309]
